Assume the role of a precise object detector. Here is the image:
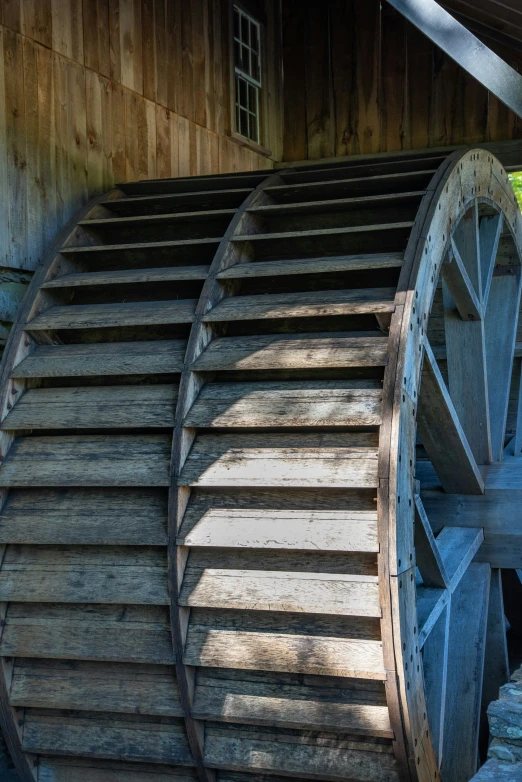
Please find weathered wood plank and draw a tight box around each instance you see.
[178,433,379,489]
[0,488,168,545]
[192,333,389,371]
[27,299,197,331]
[203,288,396,322]
[11,340,187,378]
[437,526,484,587]
[442,240,482,321]
[39,757,197,782]
[0,435,172,487]
[414,494,448,588]
[218,252,404,280]
[43,265,211,288]
[1,385,177,430]
[184,381,382,428]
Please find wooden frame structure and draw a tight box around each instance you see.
[0,149,518,782]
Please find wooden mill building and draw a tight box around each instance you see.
[0,1,521,782]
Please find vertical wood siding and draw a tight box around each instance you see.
[282,0,522,163]
[0,0,280,274]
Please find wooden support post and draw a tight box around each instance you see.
[442,240,482,321]
[423,603,450,766]
[480,569,509,761]
[479,214,503,306]
[513,358,522,457]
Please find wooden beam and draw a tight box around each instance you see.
[442,240,482,321]
[417,340,485,494]
[479,214,502,307]
[423,604,450,765]
[386,0,522,118]
[480,569,509,758]
[514,360,522,457]
[414,493,448,589]
[442,563,490,782]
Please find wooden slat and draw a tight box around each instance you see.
[281,156,445,183]
[180,568,380,617]
[203,288,396,322]
[27,299,197,331]
[185,629,385,680]
[38,758,197,782]
[78,209,236,229]
[232,222,415,244]
[0,604,175,664]
[0,435,171,487]
[192,332,389,371]
[100,189,254,216]
[1,385,177,430]
[178,433,379,489]
[204,726,399,781]
[10,660,182,716]
[60,237,220,258]
[0,489,168,546]
[248,191,425,216]
[193,673,392,736]
[177,490,378,552]
[184,381,382,428]
[118,173,265,196]
[387,0,522,118]
[0,546,168,605]
[22,711,194,767]
[218,252,404,280]
[11,340,187,378]
[417,341,484,494]
[42,265,211,289]
[264,170,437,201]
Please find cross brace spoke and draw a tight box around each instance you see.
[442,240,482,322]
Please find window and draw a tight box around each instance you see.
[233,5,262,145]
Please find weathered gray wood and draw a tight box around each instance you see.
[481,569,510,747]
[0,435,171,487]
[442,240,482,321]
[22,711,194,766]
[43,265,211,289]
[204,725,399,782]
[249,192,425,217]
[387,0,522,118]
[218,252,404,280]
[422,604,450,764]
[180,567,380,617]
[10,660,182,716]
[60,237,220,257]
[184,381,382,429]
[479,214,503,305]
[39,757,198,782]
[193,673,392,736]
[417,341,484,494]
[1,385,177,430]
[192,332,389,371]
[178,433,379,489]
[232,222,415,244]
[100,188,254,216]
[441,563,490,782]
[203,288,396,322]
[0,603,175,664]
[0,488,167,545]
[0,545,169,604]
[485,269,522,460]
[436,526,484,587]
[79,209,236,229]
[178,493,378,552]
[414,494,448,588]
[515,360,522,456]
[27,299,197,331]
[11,340,187,378]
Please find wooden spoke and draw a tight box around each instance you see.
[513,360,522,456]
[422,604,450,764]
[442,240,482,321]
[479,213,503,307]
[414,493,448,589]
[480,570,510,754]
[417,340,485,494]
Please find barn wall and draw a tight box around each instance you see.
[282,0,522,162]
[0,0,282,348]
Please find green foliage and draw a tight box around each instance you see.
[509,172,522,209]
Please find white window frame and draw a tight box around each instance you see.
[233,4,262,145]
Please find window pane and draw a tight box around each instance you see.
[233,8,240,40]
[249,112,258,143]
[251,23,259,53]
[251,52,260,83]
[239,108,249,137]
[239,77,248,108]
[241,44,250,75]
[241,14,249,43]
[234,39,241,68]
[248,83,256,112]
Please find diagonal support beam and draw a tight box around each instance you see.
[442,240,482,321]
[417,340,485,495]
[386,0,522,118]
[415,493,448,589]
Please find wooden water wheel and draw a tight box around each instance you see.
[0,149,519,782]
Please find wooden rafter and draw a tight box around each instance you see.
[386,0,522,118]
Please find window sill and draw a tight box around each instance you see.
[228,131,272,159]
